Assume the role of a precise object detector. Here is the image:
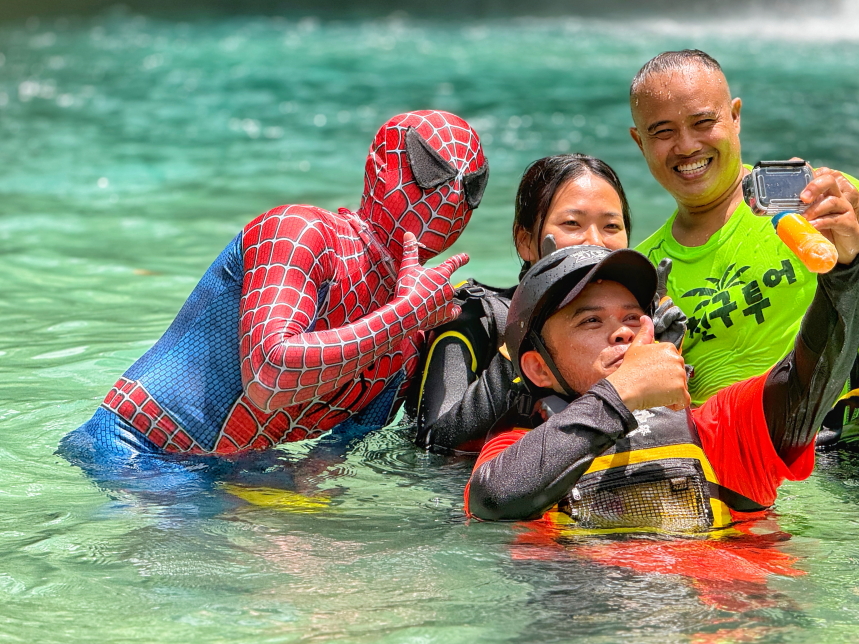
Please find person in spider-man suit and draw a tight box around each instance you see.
[61,110,488,470]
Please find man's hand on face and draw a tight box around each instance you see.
[605,315,691,413]
[801,168,859,265]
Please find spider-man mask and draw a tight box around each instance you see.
[359,110,488,264]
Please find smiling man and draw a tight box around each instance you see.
[630,50,859,415]
[465,236,859,525]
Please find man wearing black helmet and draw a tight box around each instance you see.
[465,234,859,527]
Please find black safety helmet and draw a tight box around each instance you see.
[504,245,658,396]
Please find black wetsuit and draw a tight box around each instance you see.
[406,280,519,453]
[466,258,859,522]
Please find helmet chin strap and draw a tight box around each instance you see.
[528,330,578,399]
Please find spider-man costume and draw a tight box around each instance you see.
[62,110,488,468]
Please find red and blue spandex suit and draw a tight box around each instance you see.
[62,111,487,467]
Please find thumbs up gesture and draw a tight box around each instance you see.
[606,315,690,412]
[395,232,469,330]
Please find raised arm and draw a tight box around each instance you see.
[761,172,859,463]
[239,210,467,412]
[763,256,859,463]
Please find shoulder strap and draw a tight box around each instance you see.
[453,280,515,358]
[481,294,511,348]
[468,280,514,351]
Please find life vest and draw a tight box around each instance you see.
[508,401,767,533]
[406,279,517,424]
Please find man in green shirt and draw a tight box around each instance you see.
[630,50,859,444]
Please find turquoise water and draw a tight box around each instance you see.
[4,8,859,643]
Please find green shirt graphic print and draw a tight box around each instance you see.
[636,200,817,406]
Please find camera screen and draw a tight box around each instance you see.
[759,169,810,199]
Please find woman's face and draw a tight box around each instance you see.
[515,172,629,262]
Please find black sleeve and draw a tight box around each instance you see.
[414,334,518,453]
[412,288,518,454]
[763,256,859,465]
[466,380,637,521]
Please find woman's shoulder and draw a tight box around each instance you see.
[450,279,516,342]
[420,279,517,372]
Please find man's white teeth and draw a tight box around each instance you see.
[676,158,710,173]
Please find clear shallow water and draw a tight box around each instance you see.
[4,8,859,643]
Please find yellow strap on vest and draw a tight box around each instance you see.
[501,426,736,531]
[416,331,477,414]
[581,443,734,530]
[584,443,719,483]
[545,510,740,538]
[709,497,734,528]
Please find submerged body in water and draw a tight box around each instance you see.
[7,14,859,642]
[60,110,487,476]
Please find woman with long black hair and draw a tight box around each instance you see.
[407,153,633,453]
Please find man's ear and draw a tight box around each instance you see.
[629,126,644,153]
[514,225,537,263]
[731,97,742,133]
[520,350,556,390]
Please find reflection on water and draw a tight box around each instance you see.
[3,8,859,643]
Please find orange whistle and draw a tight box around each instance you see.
[772,211,838,274]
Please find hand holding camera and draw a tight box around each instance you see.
[743,160,839,272]
[801,167,859,266]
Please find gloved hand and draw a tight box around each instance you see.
[651,258,687,351]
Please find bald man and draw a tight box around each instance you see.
[630,49,859,445]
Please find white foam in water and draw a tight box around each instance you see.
[522,1,859,42]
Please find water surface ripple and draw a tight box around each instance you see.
[3,9,859,643]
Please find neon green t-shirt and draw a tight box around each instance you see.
[636,200,817,406]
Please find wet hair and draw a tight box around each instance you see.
[630,49,723,98]
[512,154,631,273]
